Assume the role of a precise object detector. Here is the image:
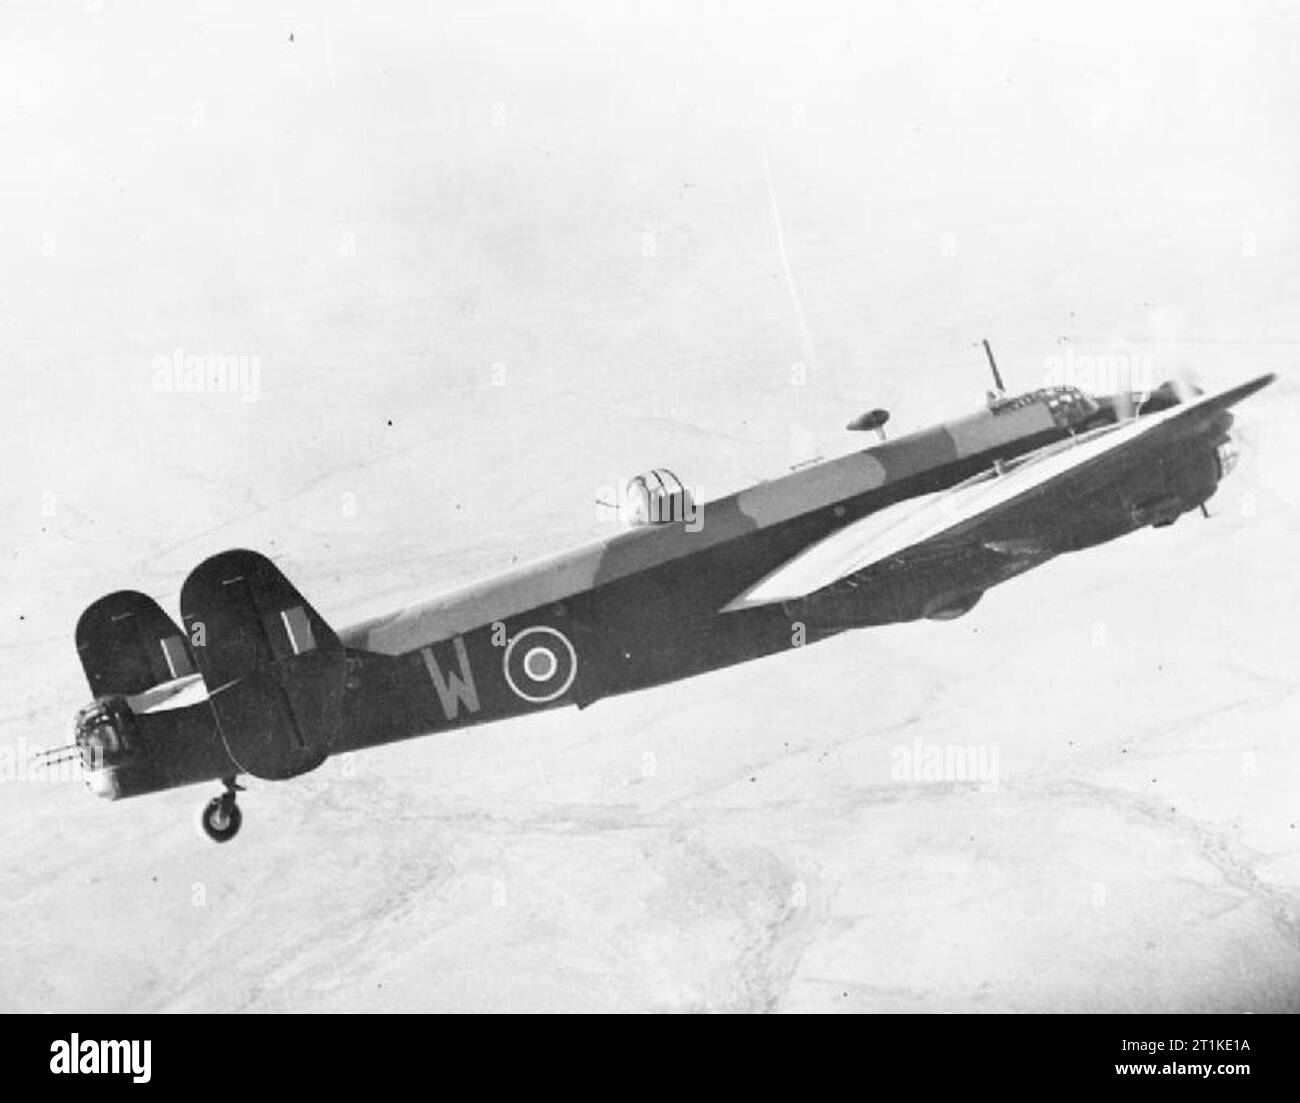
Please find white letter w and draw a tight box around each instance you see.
[420,637,480,720]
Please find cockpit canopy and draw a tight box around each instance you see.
[988,386,1100,428]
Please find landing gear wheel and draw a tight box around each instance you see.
[201,795,242,842]
[200,783,243,843]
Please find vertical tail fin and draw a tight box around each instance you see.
[180,550,346,780]
[75,590,195,698]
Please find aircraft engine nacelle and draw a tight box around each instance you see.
[1118,421,1234,535]
[1213,436,1239,481]
[1047,417,1233,552]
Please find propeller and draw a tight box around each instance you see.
[1168,363,1204,406]
[1159,366,1262,517]
[1135,365,1206,416]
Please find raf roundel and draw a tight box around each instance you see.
[502,626,577,704]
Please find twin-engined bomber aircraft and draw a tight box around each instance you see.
[53,357,1275,840]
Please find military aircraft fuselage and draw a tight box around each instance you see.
[333,387,1230,754]
[71,380,1251,813]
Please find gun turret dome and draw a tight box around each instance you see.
[624,468,694,527]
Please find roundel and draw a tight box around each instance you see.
[502,626,577,703]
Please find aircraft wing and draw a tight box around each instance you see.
[724,373,1275,611]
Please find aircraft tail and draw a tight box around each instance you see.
[75,590,196,698]
[180,550,347,780]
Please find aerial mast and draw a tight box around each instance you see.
[981,338,1006,395]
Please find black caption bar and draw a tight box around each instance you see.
[5,1011,1293,1092]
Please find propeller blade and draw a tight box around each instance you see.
[1170,365,1204,405]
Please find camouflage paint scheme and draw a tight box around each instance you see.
[70,378,1268,805]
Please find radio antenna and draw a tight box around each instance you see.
[982,339,1006,394]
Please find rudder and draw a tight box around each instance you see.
[75,590,196,697]
[180,549,346,781]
